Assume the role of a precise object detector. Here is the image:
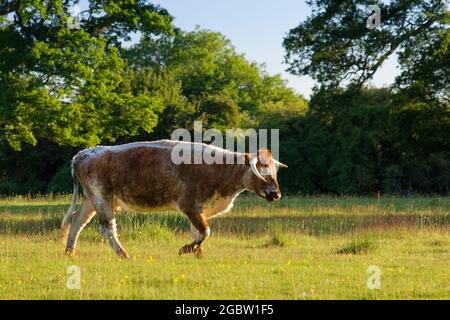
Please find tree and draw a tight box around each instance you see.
[195,94,240,131]
[283,0,448,97]
[0,0,173,150]
[263,87,395,194]
[117,67,192,140]
[124,27,307,129]
[282,0,449,195]
[395,16,449,101]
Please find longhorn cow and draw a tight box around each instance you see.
[62,140,287,258]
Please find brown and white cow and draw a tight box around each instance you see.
[62,140,287,258]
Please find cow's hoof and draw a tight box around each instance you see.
[121,252,131,259]
[65,247,75,257]
[194,246,203,259]
[117,249,131,259]
[178,244,192,255]
[179,243,202,256]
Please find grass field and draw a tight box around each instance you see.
[0,195,449,300]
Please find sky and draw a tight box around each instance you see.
[152,0,318,97]
[152,0,401,98]
[79,0,400,98]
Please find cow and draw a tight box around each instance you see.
[61,140,287,258]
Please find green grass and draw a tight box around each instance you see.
[264,222,291,247]
[335,236,378,255]
[0,194,449,299]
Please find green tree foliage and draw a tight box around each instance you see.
[196,94,240,131]
[281,0,449,195]
[262,87,390,194]
[123,28,307,129]
[117,67,191,139]
[263,86,449,195]
[283,0,448,92]
[388,88,450,194]
[0,0,173,150]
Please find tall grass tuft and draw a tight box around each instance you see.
[336,237,377,255]
[264,222,290,247]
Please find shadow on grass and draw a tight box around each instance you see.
[1,204,448,237]
[0,204,68,215]
[210,214,449,236]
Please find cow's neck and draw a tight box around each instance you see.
[217,163,253,197]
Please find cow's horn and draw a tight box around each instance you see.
[250,157,267,182]
[273,159,288,168]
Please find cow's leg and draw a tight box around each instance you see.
[189,223,205,257]
[179,212,210,256]
[98,218,129,259]
[94,196,130,259]
[65,199,96,256]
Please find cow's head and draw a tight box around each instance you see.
[246,149,288,202]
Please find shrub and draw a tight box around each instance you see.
[47,166,72,194]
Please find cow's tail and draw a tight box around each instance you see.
[62,162,78,243]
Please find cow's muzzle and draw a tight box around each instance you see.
[265,191,281,202]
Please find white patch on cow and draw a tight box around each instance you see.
[203,190,244,219]
[108,141,171,153]
[99,222,110,240]
[99,218,118,241]
[115,197,177,213]
[204,227,211,239]
[76,140,248,167]
[77,140,175,161]
[191,225,210,242]
[77,146,107,160]
[89,177,103,206]
[87,176,116,216]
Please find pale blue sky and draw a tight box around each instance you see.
[152,0,317,97]
[78,0,400,98]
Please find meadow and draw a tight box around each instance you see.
[0,195,448,300]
